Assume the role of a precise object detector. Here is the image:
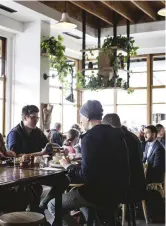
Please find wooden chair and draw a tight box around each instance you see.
[0,212,45,226]
[122,164,165,226]
[147,183,165,198]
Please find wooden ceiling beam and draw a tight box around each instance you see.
[100,1,135,23]
[69,1,113,25]
[130,1,157,20]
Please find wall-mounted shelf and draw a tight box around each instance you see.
[83,68,132,73]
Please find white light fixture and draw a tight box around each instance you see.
[54,1,77,29]
[158,8,166,17]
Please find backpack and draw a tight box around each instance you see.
[146,190,165,223]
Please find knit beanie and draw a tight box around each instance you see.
[80,100,103,120]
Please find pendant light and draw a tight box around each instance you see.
[54,1,77,29]
[158,8,166,16]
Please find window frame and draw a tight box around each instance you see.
[0,37,6,137]
[80,53,166,126]
[49,58,81,132]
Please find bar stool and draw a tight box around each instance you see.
[122,200,148,226]
[0,212,45,226]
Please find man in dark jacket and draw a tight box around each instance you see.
[6,105,48,212]
[48,100,129,225]
[102,113,146,202]
[143,125,165,183]
[6,105,48,154]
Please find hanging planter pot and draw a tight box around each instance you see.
[98,49,114,79]
[88,62,93,69]
[119,54,125,69]
[41,47,47,55]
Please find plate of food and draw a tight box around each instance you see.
[50,155,64,168]
[49,162,64,168]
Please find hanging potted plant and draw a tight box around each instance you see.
[41,35,71,84]
[41,35,85,90]
[98,35,138,73]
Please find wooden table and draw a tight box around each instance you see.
[0,166,67,226]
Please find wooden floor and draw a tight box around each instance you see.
[45,209,165,226]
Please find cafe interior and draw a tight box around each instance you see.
[0,1,165,226]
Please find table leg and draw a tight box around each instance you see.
[52,188,62,226]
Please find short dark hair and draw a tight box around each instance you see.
[145,125,158,134]
[22,105,39,120]
[156,124,164,132]
[67,129,79,141]
[102,113,121,128]
[71,124,81,131]
[64,129,79,146]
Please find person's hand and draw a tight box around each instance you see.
[59,156,71,169]
[63,148,69,156]
[0,151,5,159]
[6,150,16,157]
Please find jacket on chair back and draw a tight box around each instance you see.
[123,130,146,202]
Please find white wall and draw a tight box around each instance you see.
[40,21,50,104]
[12,21,41,126]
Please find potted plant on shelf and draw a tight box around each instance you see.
[83,35,138,92]
[98,35,138,70]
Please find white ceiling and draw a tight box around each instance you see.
[0,1,52,22]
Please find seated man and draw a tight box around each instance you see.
[143,125,165,183]
[6,105,49,211]
[49,122,63,146]
[48,100,130,225]
[7,105,48,155]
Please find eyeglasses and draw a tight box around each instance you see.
[28,115,40,121]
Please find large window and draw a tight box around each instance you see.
[152,55,166,126]
[0,37,6,136]
[129,58,147,87]
[81,54,166,130]
[49,54,165,132]
[49,59,79,132]
[82,89,114,116]
[117,57,147,131]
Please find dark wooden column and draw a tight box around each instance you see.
[82,10,86,76]
[98,19,101,48]
[127,20,130,88]
[113,12,117,86]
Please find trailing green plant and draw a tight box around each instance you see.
[102,35,138,56]
[80,35,139,93]
[41,36,73,86]
[41,36,85,89]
